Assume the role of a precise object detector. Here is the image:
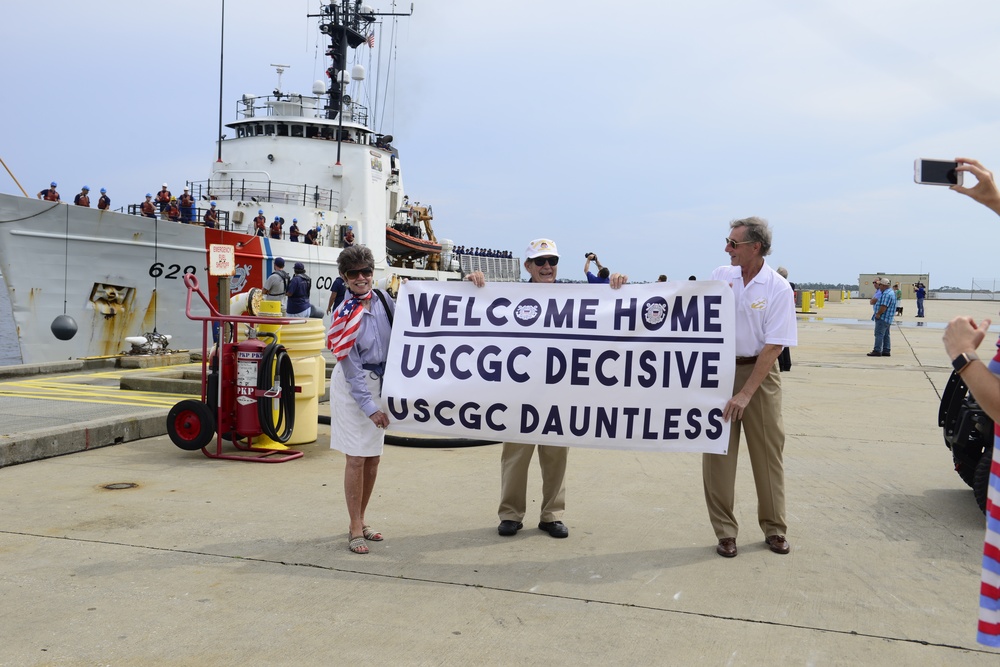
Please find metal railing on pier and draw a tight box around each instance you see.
[459,255,522,282]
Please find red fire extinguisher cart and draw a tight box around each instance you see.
[166,273,305,462]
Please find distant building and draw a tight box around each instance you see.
[858,273,928,300]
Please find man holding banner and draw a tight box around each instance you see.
[704,217,797,558]
[467,238,629,538]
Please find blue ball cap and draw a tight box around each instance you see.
[82,185,89,190]
[145,193,152,197]
[210,202,217,207]
[292,218,297,223]
[100,188,106,193]
[258,209,263,214]
[51,181,57,187]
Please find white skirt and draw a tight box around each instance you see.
[329,362,385,457]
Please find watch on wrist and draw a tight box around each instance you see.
[952,352,978,374]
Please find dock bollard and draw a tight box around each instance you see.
[815,290,825,309]
[800,290,812,313]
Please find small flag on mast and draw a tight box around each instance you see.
[366,33,375,48]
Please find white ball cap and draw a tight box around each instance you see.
[524,238,559,259]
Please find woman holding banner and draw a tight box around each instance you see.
[326,245,395,554]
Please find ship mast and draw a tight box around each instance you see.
[311,1,413,124]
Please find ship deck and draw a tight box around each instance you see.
[0,297,998,663]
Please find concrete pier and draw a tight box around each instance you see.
[0,298,998,664]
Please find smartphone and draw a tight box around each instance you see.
[914,158,963,186]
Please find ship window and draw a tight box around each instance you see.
[254,124,263,136]
[277,123,289,137]
[306,125,319,138]
[264,124,275,136]
[291,125,304,138]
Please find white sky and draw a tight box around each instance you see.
[4,0,1000,288]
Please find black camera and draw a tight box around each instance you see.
[585,252,596,259]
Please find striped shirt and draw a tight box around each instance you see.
[979,344,1000,646]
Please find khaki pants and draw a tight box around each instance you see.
[702,362,787,540]
[498,443,567,523]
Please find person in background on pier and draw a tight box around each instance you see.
[97,188,110,211]
[942,156,1000,648]
[704,217,796,558]
[73,186,90,207]
[289,218,300,242]
[263,257,290,313]
[914,281,926,318]
[37,182,60,201]
[466,238,629,540]
[179,187,195,223]
[344,226,355,247]
[583,252,610,284]
[166,197,181,222]
[326,274,347,316]
[155,183,171,213]
[776,266,795,372]
[894,283,903,317]
[325,245,394,554]
[285,262,312,318]
[868,277,895,357]
[203,202,218,229]
[140,194,156,219]
[869,280,883,316]
[269,217,282,239]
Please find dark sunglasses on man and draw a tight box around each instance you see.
[532,256,559,267]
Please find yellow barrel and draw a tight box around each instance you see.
[275,318,326,445]
[800,290,812,313]
[815,290,825,309]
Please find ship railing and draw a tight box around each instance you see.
[236,94,370,127]
[187,179,339,211]
[459,255,522,283]
[125,204,231,230]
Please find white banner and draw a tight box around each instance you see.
[383,281,735,453]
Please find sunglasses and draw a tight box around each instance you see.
[725,237,755,247]
[344,267,374,279]
[531,256,559,267]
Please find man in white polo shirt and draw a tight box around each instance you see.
[704,217,797,558]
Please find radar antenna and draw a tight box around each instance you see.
[271,64,291,95]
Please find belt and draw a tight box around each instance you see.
[362,362,386,377]
[735,356,759,365]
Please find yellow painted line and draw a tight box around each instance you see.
[0,392,180,408]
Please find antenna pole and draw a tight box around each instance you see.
[216,0,226,162]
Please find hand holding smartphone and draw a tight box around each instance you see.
[915,158,963,186]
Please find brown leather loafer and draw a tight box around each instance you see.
[716,537,737,558]
[765,534,790,554]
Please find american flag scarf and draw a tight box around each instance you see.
[326,290,373,360]
[978,340,1000,646]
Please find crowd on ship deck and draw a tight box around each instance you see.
[35,178,326,242]
[454,245,513,258]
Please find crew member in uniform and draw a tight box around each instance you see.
[203,202,218,228]
[73,186,91,207]
[97,188,111,211]
[179,187,195,222]
[140,194,156,218]
[37,182,60,201]
[253,210,267,237]
[155,183,171,213]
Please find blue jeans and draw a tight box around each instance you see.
[917,298,924,317]
[874,318,891,353]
